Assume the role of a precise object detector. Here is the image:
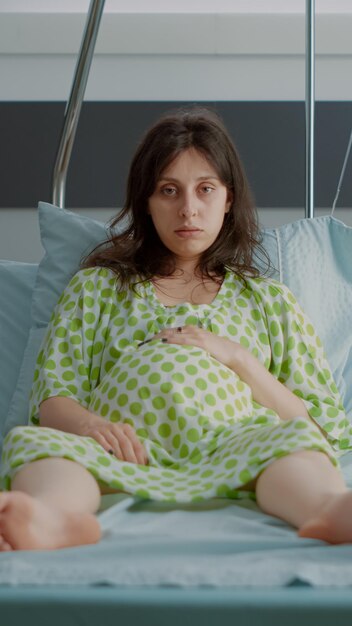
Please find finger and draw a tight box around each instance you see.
[103,434,124,460]
[90,431,124,461]
[182,325,205,335]
[148,331,164,340]
[116,432,139,464]
[167,325,204,338]
[151,327,190,340]
[161,333,206,350]
[122,424,148,465]
[109,425,142,464]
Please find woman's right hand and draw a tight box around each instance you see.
[81,416,149,465]
[39,397,148,466]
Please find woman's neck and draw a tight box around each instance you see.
[151,271,224,306]
[171,257,200,278]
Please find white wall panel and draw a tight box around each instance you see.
[0,12,351,101]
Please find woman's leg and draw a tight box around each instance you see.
[0,458,102,551]
[255,449,352,544]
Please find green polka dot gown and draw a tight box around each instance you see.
[1,267,350,501]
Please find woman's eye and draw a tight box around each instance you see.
[200,185,214,194]
[162,187,177,196]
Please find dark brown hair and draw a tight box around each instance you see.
[83,106,272,287]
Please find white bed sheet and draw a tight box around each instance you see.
[1,451,352,588]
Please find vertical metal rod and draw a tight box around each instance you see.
[305,0,315,219]
[52,0,105,208]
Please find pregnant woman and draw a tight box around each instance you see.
[1,106,352,551]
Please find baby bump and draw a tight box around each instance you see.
[89,341,253,452]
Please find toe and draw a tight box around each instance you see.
[0,535,13,551]
[299,518,334,543]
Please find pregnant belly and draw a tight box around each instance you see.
[89,341,253,454]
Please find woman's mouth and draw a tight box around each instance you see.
[175,228,202,238]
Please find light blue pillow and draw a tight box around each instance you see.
[31,202,109,328]
[0,261,37,438]
[4,327,46,439]
[273,215,352,417]
[4,203,115,437]
[257,228,279,280]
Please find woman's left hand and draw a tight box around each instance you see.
[152,326,245,372]
[150,326,313,426]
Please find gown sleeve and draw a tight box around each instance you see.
[261,279,351,453]
[29,267,117,425]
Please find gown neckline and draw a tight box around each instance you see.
[144,270,232,312]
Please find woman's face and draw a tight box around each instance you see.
[148,148,231,264]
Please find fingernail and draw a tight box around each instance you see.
[137,338,153,347]
[161,338,168,343]
[108,449,114,455]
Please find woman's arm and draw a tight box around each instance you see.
[39,396,148,465]
[230,346,311,422]
[39,396,101,435]
[156,326,310,420]
[154,326,316,425]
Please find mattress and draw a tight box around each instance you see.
[1,451,352,626]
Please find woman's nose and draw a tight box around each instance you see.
[179,192,198,217]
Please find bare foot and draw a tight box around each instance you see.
[299,491,352,544]
[0,491,101,551]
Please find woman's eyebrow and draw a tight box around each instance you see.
[158,176,220,183]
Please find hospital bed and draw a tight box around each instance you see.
[1,1,352,624]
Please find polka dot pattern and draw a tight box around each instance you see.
[0,267,348,500]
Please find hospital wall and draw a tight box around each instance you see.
[1,10,352,262]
